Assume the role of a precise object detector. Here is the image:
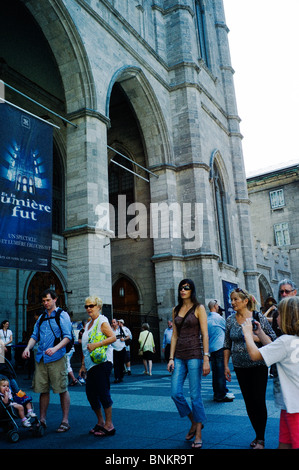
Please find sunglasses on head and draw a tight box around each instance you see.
[180,285,191,291]
[84,304,96,309]
[235,288,245,294]
[235,287,249,296]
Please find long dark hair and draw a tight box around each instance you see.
[174,279,200,315]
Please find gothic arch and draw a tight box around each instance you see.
[112,273,142,312]
[106,65,172,168]
[24,264,68,333]
[209,149,233,264]
[209,149,231,193]
[258,274,274,307]
[22,0,96,112]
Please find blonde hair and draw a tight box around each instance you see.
[231,288,258,312]
[85,296,103,309]
[278,296,299,336]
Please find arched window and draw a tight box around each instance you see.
[108,153,135,236]
[195,0,210,67]
[213,163,232,264]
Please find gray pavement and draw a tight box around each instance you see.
[0,360,281,454]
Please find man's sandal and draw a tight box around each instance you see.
[56,422,70,433]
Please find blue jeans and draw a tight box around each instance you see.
[210,348,228,400]
[171,358,206,424]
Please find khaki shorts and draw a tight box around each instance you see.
[33,356,68,394]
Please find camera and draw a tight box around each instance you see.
[251,319,258,331]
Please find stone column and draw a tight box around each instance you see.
[64,110,112,317]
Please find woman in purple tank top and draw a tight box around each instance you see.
[168,279,210,449]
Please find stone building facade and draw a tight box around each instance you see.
[0,0,258,358]
[247,162,298,302]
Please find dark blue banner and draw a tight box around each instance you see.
[222,280,238,318]
[0,103,53,271]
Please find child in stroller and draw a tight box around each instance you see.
[0,378,36,427]
[0,356,44,442]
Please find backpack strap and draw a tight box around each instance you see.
[37,308,63,340]
[54,308,63,336]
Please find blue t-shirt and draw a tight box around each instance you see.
[31,309,72,363]
[207,311,226,353]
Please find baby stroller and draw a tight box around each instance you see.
[0,355,44,443]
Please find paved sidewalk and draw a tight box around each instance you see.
[0,361,280,451]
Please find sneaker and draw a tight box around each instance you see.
[26,410,37,418]
[225,392,235,399]
[214,396,234,402]
[22,418,31,428]
[78,376,85,385]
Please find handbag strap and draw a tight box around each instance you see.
[140,331,150,351]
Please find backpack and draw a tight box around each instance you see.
[37,308,74,353]
[119,325,132,346]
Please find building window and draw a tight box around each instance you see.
[274,222,290,246]
[195,0,210,67]
[270,189,285,209]
[213,164,232,264]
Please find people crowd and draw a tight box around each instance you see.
[1,277,298,449]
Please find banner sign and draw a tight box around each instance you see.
[222,280,238,318]
[0,103,53,271]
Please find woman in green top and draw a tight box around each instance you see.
[138,323,155,376]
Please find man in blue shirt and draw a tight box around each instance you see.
[162,320,173,363]
[207,300,234,402]
[23,289,72,432]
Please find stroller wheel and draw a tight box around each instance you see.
[7,429,20,443]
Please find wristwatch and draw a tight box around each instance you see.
[204,352,210,357]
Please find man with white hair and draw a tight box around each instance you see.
[278,279,297,300]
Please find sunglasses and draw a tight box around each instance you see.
[84,304,96,309]
[279,289,294,295]
[180,285,191,291]
[235,288,245,294]
[232,288,250,299]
